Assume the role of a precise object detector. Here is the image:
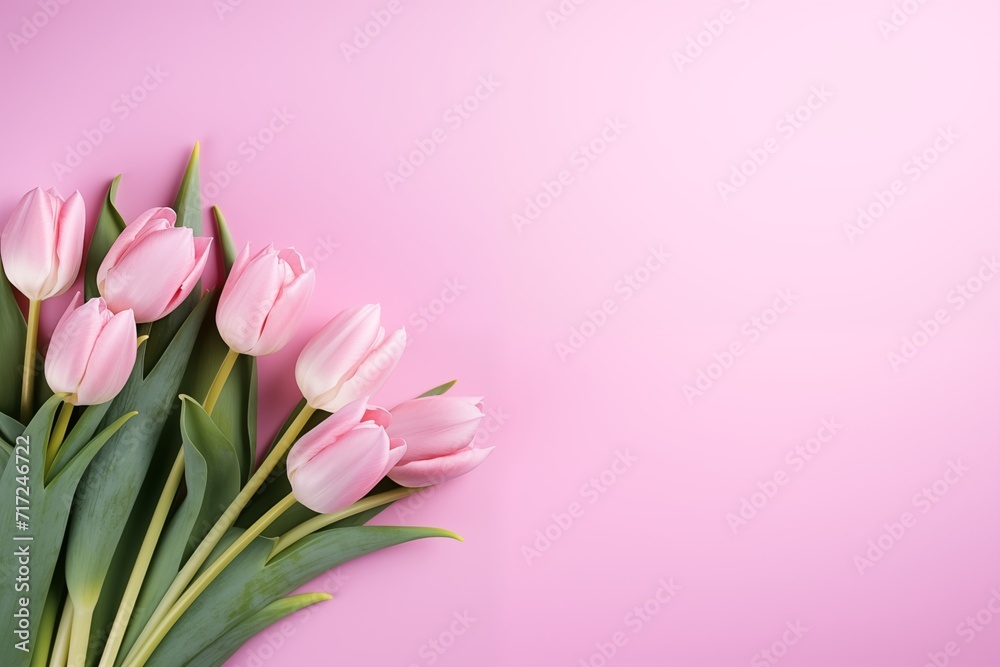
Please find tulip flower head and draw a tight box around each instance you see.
[1,187,86,301]
[295,304,406,413]
[45,293,137,405]
[97,207,212,322]
[286,398,406,513]
[216,244,315,356]
[386,396,493,487]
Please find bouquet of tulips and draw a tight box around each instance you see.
[0,146,493,667]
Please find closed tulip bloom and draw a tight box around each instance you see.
[286,399,406,513]
[97,207,212,322]
[216,244,315,356]
[387,396,493,487]
[295,304,406,413]
[1,187,86,301]
[45,293,137,405]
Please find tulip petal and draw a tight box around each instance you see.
[102,229,196,321]
[158,236,212,320]
[286,398,370,474]
[1,188,59,300]
[389,446,494,488]
[249,268,315,355]
[96,208,175,288]
[388,396,485,462]
[44,298,107,398]
[289,425,391,513]
[295,304,382,408]
[327,327,406,412]
[50,190,86,298]
[216,247,284,353]
[381,437,407,477]
[75,309,137,405]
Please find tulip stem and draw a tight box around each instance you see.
[20,299,40,423]
[122,403,315,667]
[203,348,239,414]
[99,351,241,667]
[123,493,298,667]
[49,599,73,667]
[67,602,93,667]
[45,401,73,474]
[271,486,423,556]
[28,587,59,667]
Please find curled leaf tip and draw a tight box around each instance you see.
[136,334,150,348]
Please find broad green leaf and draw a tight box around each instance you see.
[0,411,24,447]
[418,379,457,397]
[146,526,458,666]
[117,398,241,660]
[0,398,135,667]
[0,439,10,471]
[65,295,210,612]
[0,258,26,420]
[186,593,331,667]
[84,176,126,301]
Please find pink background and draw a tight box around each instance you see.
[4,0,1000,665]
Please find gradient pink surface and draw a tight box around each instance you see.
[3,1,1000,665]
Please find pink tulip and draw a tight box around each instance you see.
[97,207,212,322]
[295,304,406,413]
[216,244,315,356]
[45,293,137,405]
[1,187,85,301]
[286,399,406,513]
[386,396,493,487]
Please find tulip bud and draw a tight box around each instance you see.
[286,399,406,513]
[1,187,86,301]
[45,293,137,405]
[216,244,315,356]
[97,207,212,322]
[386,396,493,487]
[295,304,406,413]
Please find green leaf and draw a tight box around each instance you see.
[213,206,238,270]
[186,593,331,667]
[0,258,27,420]
[146,526,458,666]
[48,402,112,481]
[418,379,457,397]
[0,411,24,447]
[173,143,202,236]
[0,398,135,667]
[118,397,241,660]
[84,176,126,301]
[64,295,210,612]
